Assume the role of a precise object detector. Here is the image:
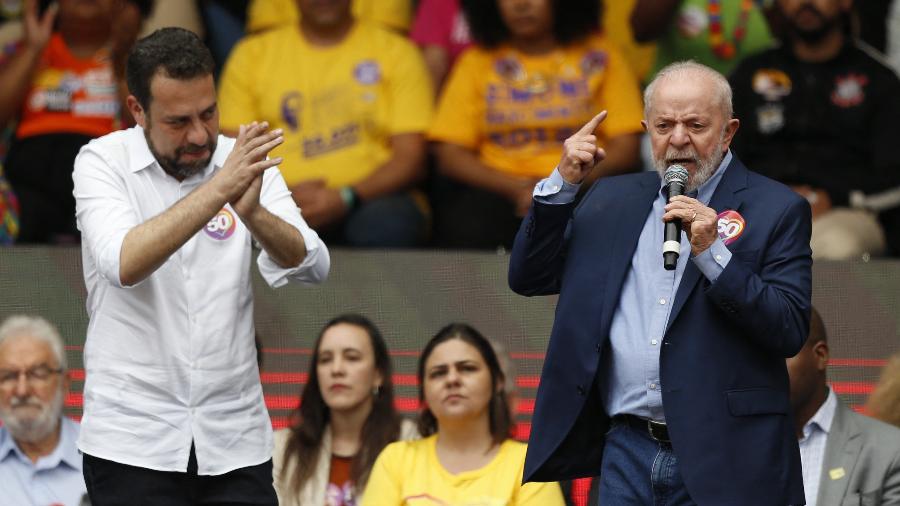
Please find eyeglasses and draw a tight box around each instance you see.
[0,365,64,389]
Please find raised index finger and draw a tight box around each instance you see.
[577,110,608,136]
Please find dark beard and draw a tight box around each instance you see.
[144,130,216,181]
[788,6,841,44]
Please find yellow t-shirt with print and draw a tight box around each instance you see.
[360,435,565,506]
[219,22,433,188]
[428,35,644,180]
[246,0,412,33]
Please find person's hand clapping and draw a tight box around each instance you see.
[557,111,608,185]
[217,122,283,217]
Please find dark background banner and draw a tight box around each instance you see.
[1,248,897,437]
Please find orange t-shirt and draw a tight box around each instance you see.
[326,454,356,506]
[15,33,119,140]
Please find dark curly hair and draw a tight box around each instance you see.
[125,27,215,110]
[461,0,601,49]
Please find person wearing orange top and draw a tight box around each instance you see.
[273,314,418,506]
[429,0,643,249]
[0,0,147,244]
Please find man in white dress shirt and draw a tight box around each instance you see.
[787,307,900,506]
[0,315,88,506]
[72,27,330,505]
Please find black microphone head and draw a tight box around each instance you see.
[664,164,689,187]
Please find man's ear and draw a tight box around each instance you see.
[62,370,71,394]
[641,119,649,133]
[126,95,146,128]
[721,118,740,151]
[812,340,830,372]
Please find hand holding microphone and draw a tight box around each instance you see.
[662,165,689,270]
[662,168,719,264]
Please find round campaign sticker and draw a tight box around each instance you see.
[204,208,236,241]
[353,60,381,85]
[717,210,745,246]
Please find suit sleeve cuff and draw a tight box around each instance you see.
[692,238,732,283]
[534,168,580,205]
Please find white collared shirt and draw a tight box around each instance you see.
[72,126,329,475]
[798,387,837,506]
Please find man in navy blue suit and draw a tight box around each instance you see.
[509,61,812,505]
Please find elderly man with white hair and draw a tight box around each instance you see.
[0,315,87,506]
[509,61,812,505]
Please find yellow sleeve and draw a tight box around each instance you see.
[515,481,567,506]
[508,442,566,506]
[246,0,298,33]
[385,36,434,135]
[595,41,644,140]
[359,442,405,506]
[427,49,482,148]
[218,37,261,132]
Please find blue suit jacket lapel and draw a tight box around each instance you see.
[667,158,748,332]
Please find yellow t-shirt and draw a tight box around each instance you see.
[602,0,656,82]
[247,0,412,33]
[219,22,433,188]
[361,435,565,506]
[428,35,643,179]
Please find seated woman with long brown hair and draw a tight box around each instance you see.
[273,314,417,506]
[361,323,564,505]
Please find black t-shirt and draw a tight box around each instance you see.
[729,42,900,207]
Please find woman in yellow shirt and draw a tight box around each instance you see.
[429,0,643,249]
[361,323,565,506]
[273,314,417,506]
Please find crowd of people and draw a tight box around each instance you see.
[2,311,899,505]
[0,0,900,505]
[0,0,899,256]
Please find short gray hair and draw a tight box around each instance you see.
[643,60,733,121]
[0,315,67,371]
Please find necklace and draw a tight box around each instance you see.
[707,0,754,60]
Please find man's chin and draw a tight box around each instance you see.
[167,158,210,179]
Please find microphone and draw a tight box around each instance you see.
[663,164,689,271]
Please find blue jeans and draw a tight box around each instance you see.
[597,419,696,506]
[341,192,427,247]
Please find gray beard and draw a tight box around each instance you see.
[0,388,64,443]
[654,137,726,193]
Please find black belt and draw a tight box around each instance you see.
[614,414,671,443]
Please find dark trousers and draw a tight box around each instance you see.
[432,178,523,250]
[597,419,696,506]
[4,133,89,244]
[320,192,427,247]
[82,445,278,506]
